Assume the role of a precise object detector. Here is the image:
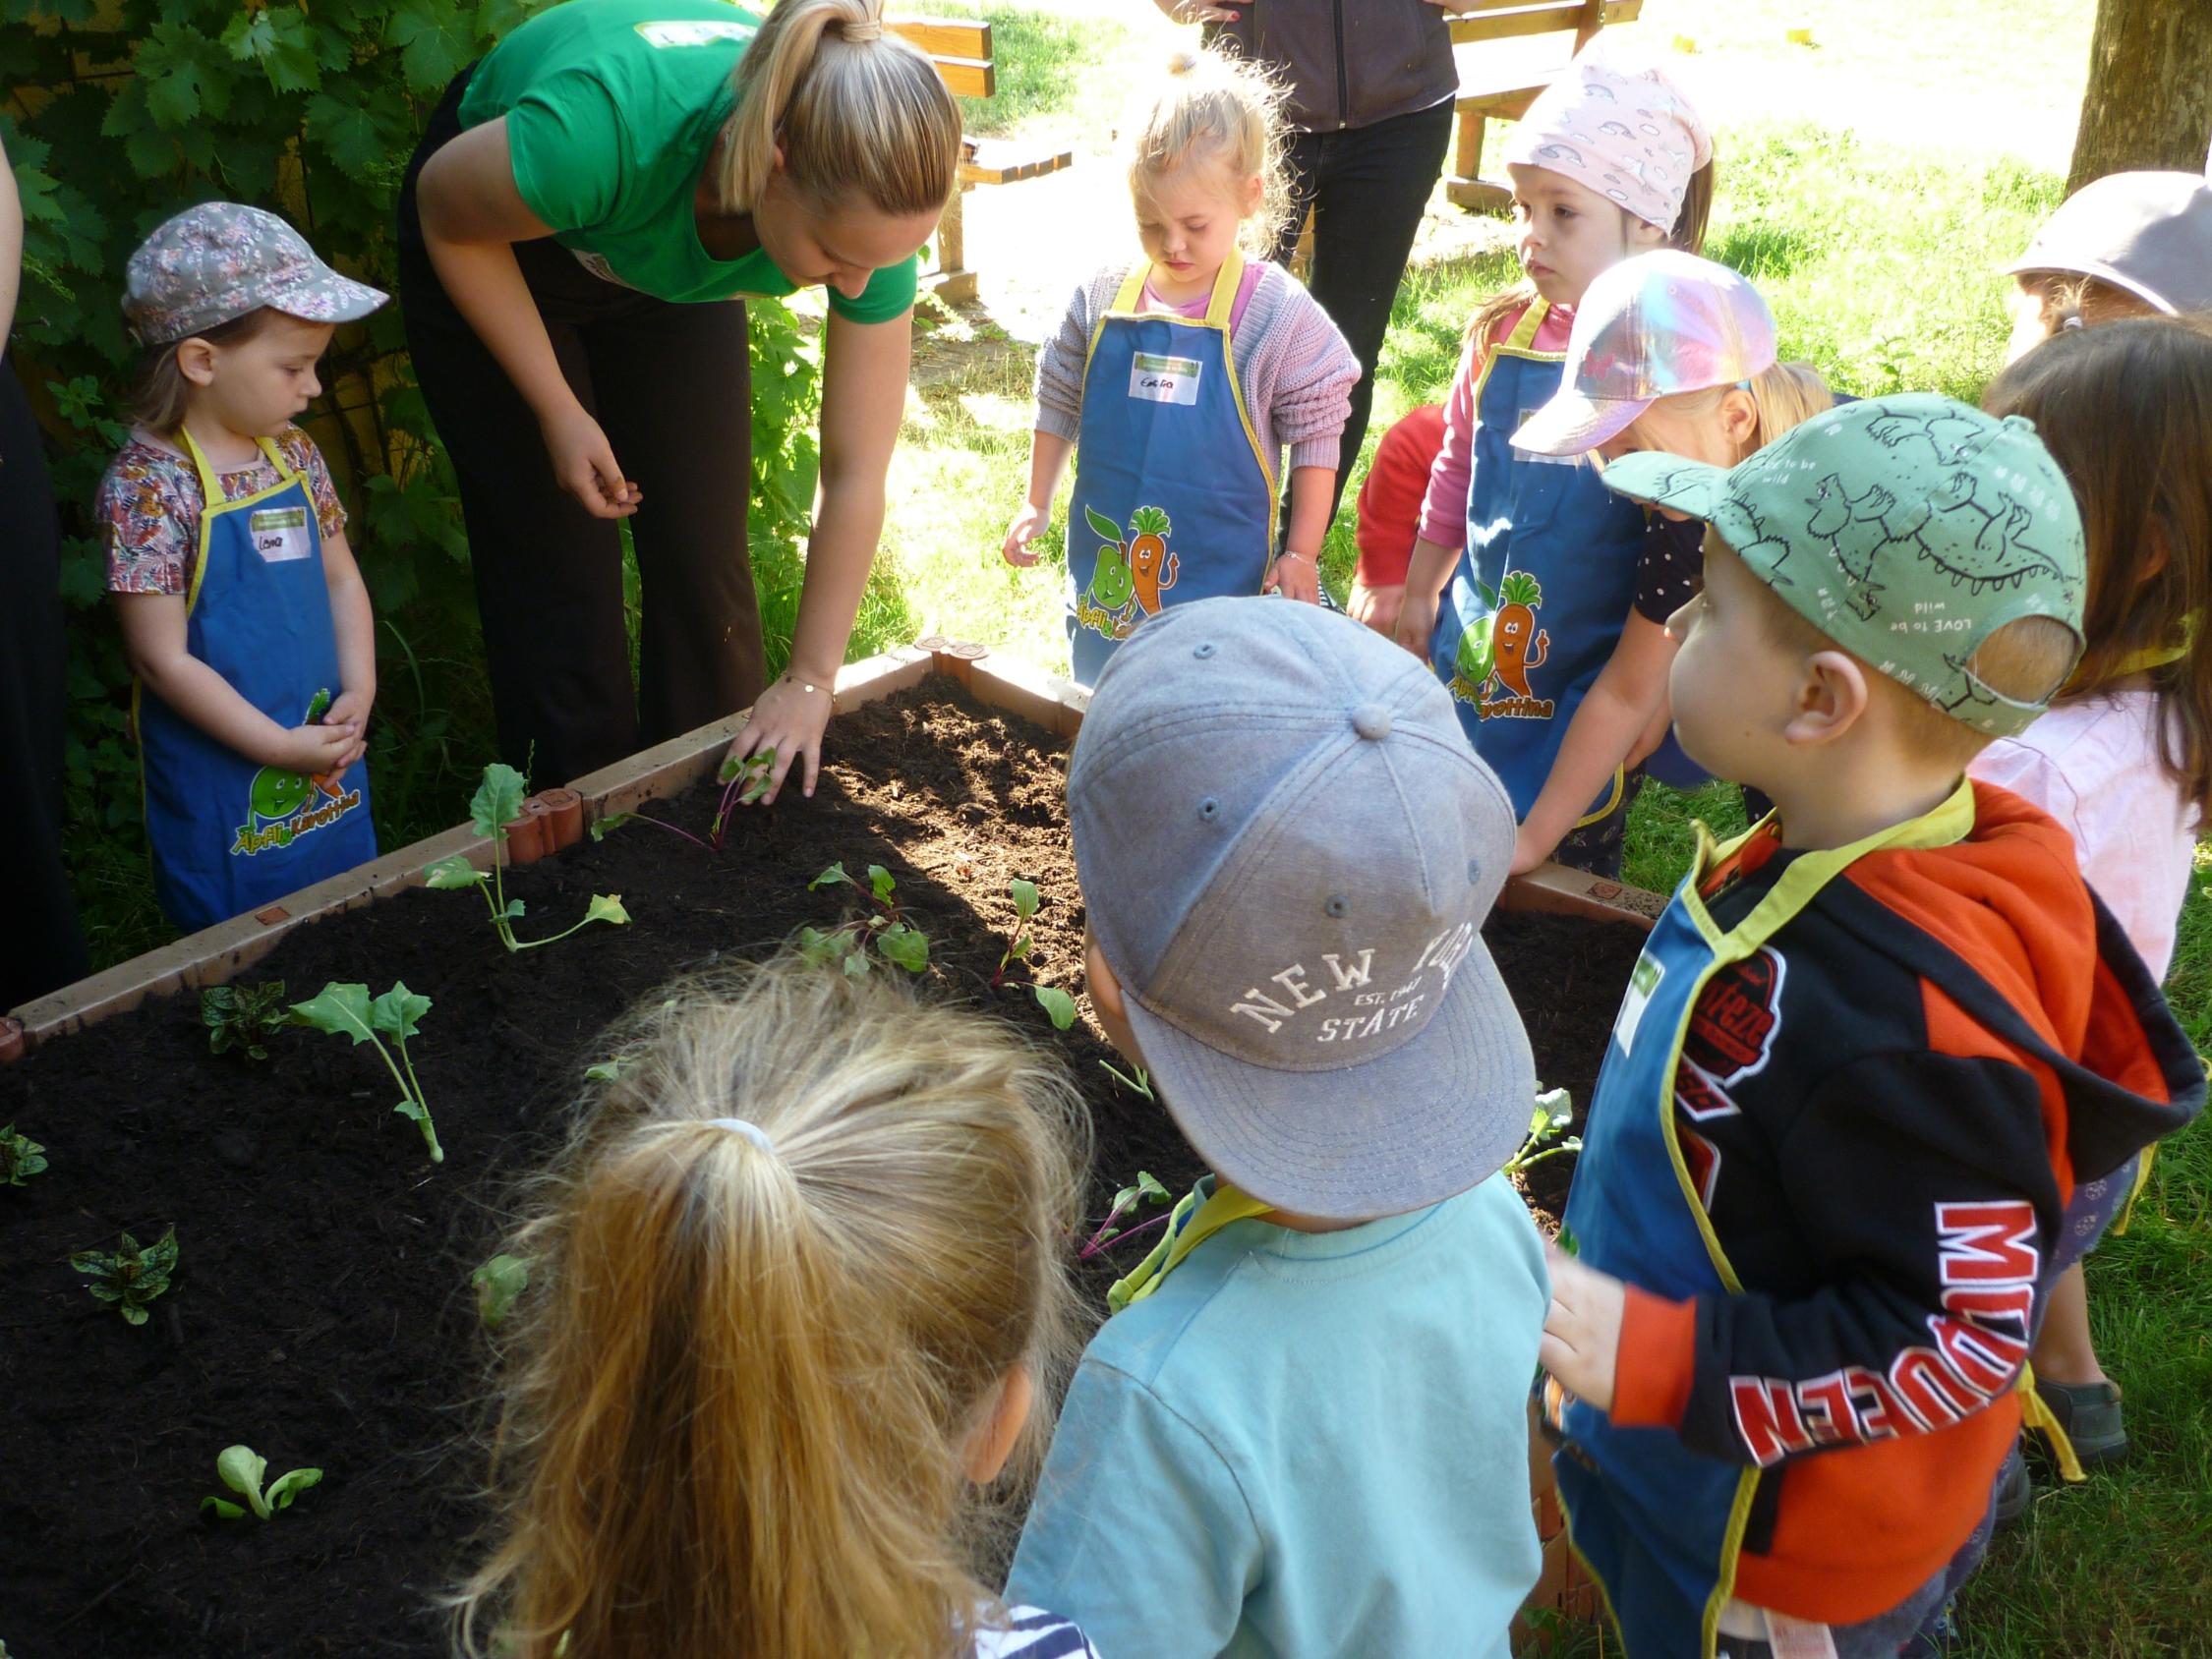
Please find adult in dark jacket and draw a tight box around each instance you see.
[1160,0,1469,535]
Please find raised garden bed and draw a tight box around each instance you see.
[0,649,1653,1658]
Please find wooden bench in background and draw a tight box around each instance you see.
[1445,0,1644,212]
[890,17,1074,304]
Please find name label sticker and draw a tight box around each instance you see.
[249,505,312,563]
[1129,351,1201,406]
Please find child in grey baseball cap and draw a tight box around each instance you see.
[1007,596,1549,1658]
[98,202,387,934]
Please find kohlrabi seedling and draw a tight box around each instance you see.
[201,980,290,1060]
[797,861,929,976]
[290,982,443,1162]
[594,747,777,853]
[473,1253,531,1331]
[70,1227,178,1324]
[1502,1086,1580,1177]
[1078,1171,1173,1260]
[1,1122,47,1186]
[990,879,1077,1029]
[1099,1060,1155,1103]
[426,763,631,951]
[201,1445,322,1520]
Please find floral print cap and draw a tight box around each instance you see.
[124,201,387,345]
[1501,47,1714,232]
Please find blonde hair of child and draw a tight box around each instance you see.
[1125,47,1296,257]
[1659,361,1834,452]
[719,0,961,219]
[1983,316,2212,816]
[453,954,1090,1659]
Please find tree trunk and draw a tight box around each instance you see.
[2066,0,2212,196]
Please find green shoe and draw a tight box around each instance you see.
[2034,1377,2129,1467]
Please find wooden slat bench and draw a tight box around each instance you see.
[1446,0,1645,212]
[890,17,1075,304]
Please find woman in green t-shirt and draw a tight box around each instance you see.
[397,0,956,798]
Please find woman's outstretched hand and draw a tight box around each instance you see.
[541,405,642,519]
[724,673,834,805]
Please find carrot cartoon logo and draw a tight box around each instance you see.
[1454,571,1554,719]
[230,688,363,857]
[1077,504,1180,640]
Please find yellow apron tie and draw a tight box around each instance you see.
[1107,1178,1273,1314]
[2016,1361,2087,1483]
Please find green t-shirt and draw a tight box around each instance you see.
[457,0,917,320]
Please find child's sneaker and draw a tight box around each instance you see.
[2034,1376,2128,1465]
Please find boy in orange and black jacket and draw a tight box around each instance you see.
[1536,394,2202,1659]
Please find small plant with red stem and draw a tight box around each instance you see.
[993,879,1077,1030]
[796,862,930,976]
[1077,1171,1172,1261]
[593,748,776,853]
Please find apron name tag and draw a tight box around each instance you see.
[1612,949,1664,1057]
[1130,351,1202,406]
[249,505,312,563]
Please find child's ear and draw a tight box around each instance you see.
[1624,211,1668,253]
[1718,387,1760,452]
[1241,171,1264,218]
[1782,649,1871,747]
[961,1362,1035,1484]
[174,338,219,388]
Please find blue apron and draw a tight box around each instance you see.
[137,431,376,933]
[1066,251,1275,685]
[1428,301,1666,823]
[1553,811,1961,1656]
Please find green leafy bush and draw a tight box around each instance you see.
[3,0,825,958]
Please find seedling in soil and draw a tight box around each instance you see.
[797,861,929,976]
[1099,1060,1155,1103]
[473,1253,531,1331]
[991,879,1077,1030]
[290,982,443,1163]
[202,980,290,1060]
[201,1445,322,1520]
[1,1123,47,1186]
[1077,1171,1173,1260]
[594,747,777,853]
[425,763,632,951]
[69,1227,178,1325]
[1502,1087,1580,1177]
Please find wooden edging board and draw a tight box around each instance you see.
[4,638,1656,1053]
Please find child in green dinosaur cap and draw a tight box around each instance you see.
[1533,394,2203,1658]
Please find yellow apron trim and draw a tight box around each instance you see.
[2065,610,2197,694]
[1106,1177,1273,1314]
[2016,1361,2086,1483]
[1082,248,1279,574]
[1467,295,1555,412]
[1556,1467,1762,1659]
[1570,766,1629,831]
[177,430,303,618]
[2111,1139,2160,1237]
[1660,780,1982,1287]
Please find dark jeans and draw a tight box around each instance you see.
[0,354,89,1008]
[396,71,765,787]
[1268,97,1453,535]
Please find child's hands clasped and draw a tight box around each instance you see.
[324,688,375,771]
[278,718,358,777]
[1267,549,1321,604]
[1540,1245,1626,1413]
[1002,502,1049,567]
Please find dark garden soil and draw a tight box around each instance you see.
[0,674,1647,1659]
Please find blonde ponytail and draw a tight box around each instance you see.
[1126,45,1295,257]
[720,0,961,218]
[454,955,1089,1659]
[1745,360,1833,446]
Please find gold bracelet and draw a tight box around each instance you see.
[782,673,827,696]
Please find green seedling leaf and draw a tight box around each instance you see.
[72,1226,181,1323]
[584,1060,623,1082]
[500,897,526,921]
[867,864,896,904]
[809,861,852,892]
[1034,986,1077,1030]
[842,947,871,979]
[1136,1171,1170,1204]
[424,855,485,889]
[738,749,777,805]
[717,752,744,784]
[290,984,377,1044]
[369,983,432,1042]
[795,925,847,968]
[203,981,290,1060]
[1530,1086,1574,1139]
[217,1445,268,1516]
[1,1123,49,1185]
[582,894,631,928]
[201,1497,247,1519]
[589,813,632,842]
[877,923,929,973]
[473,1253,531,1331]
[1010,879,1039,922]
[1099,1060,1155,1102]
[468,762,528,842]
[264,1466,323,1511]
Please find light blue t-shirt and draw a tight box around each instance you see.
[1008,1173,1549,1658]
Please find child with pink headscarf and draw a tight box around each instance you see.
[1394,48,1714,876]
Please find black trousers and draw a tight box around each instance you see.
[396,72,765,787]
[1268,98,1454,533]
[0,355,89,1006]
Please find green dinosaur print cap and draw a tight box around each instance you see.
[1601,393,2086,737]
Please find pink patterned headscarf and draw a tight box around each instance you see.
[1500,50,1714,233]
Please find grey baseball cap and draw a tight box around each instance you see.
[125,201,387,346]
[1068,597,1536,1221]
[2004,170,2212,316]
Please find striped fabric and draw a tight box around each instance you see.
[968,1602,1103,1659]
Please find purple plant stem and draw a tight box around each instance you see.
[1077,1207,1174,1262]
[622,811,715,852]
